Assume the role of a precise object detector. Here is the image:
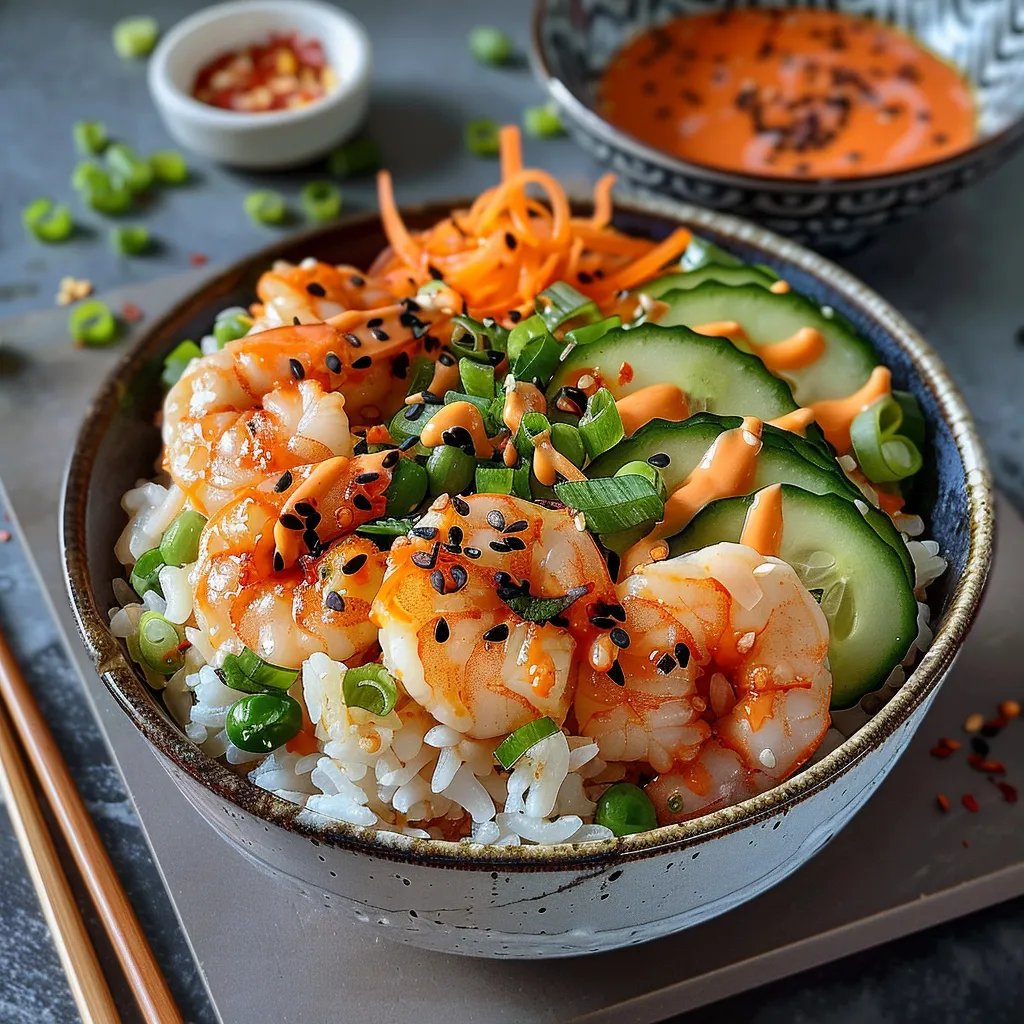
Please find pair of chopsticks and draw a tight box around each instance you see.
[0,625,183,1023]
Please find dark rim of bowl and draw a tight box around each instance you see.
[529,0,1024,192]
[63,195,993,869]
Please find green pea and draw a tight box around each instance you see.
[614,461,667,499]
[427,445,476,498]
[594,782,658,837]
[225,693,303,753]
[136,611,184,676]
[129,548,165,598]
[385,457,429,517]
[550,422,586,469]
[213,314,251,348]
[159,510,207,567]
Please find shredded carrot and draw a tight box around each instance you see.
[590,173,616,229]
[499,124,522,180]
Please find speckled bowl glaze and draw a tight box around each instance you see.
[62,196,991,958]
[531,0,1024,253]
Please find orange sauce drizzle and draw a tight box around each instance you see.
[809,366,891,452]
[531,430,588,487]
[740,483,784,557]
[426,357,460,397]
[769,280,791,295]
[502,381,547,435]
[767,408,816,436]
[418,402,494,457]
[615,383,689,435]
[756,327,826,374]
[691,320,748,344]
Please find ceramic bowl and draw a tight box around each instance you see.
[147,0,371,170]
[62,196,992,958]
[531,0,1024,253]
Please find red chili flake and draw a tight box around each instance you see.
[978,760,1007,775]
[930,745,955,759]
[121,302,144,323]
[962,793,980,812]
[936,793,950,812]
[617,361,635,386]
[175,640,192,653]
[962,840,970,848]
[189,253,209,266]
[981,715,1009,738]
[939,737,961,751]
[995,781,1018,804]
[967,753,984,769]
[998,700,1021,719]
[0,529,11,543]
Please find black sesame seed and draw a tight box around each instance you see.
[355,472,380,484]
[502,536,526,551]
[452,496,470,516]
[353,356,372,369]
[656,653,676,674]
[647,452,671,468]
[325,352,342,374]
[430,569,446,594]
[306,282,326,297]
[371,328,390,342]
[294,502,315,518]
[610,604,626,622]
[442,543,462,555]
[424,335,441,352]
[411,544,439,570]
[486,510,506,531]
[610,627,630,649]
[274,470,293,493]
[303,529,321,553]
[404,403,425,421]
[353,494,373,512]
[293,316,301,326]
[421,390,443,405]
[434,617,450,643]
[464,547,481,559]
[289,358,305,380]
[590,616,616,629]
[392,352,410,379]
[675,643,690,667]
[504,519,528,533]
[399,435,419,451]
[343,553,368,575]
[505,231,517,250]
[344,332,362,347]
[448,526,464,546]
[402,297,421,312]
[273,551,284,572]
[577,271,593,284]
[412,526,438,540]
[280,513,304,531]
[485,350,504,366]
[381,451,400,470]
[442,425,475,453]
[607,661,626,686]
[971,736,990,757]
[438,352,456,367]
[367,317,383,328]
[325,591,345,613]
[508,310,522,323]
[489,540,512,553]
[483,623,510,643]
[350,274,365,287]
[450,565,468,592]
[304,509,322,530]
[429,264,443,280]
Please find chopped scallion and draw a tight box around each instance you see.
[328,137,381,178]
[510,333,562,386]
[680,234,743,272]
[220,647,298,694]
[494,718,560,770]
[343,664,398,717]
[244,190,288,226]
[384,457,429,516]
[22,199,73,243]
[106,143,153,192]
[112,15,159,59]
[406,356,436,397]
[536,281,600,333]
[159,510,207,567]
[300,180,343,223]
[225,693,302,752]
[614,460,666,498]
[129,548,165,598]
[467,25,513,66]
[465,118,501,158]
[892,390,926,451]
[550,422,586,469]
[523,102,565,139]
[110,224,151,256]
[136,611,183,676]
[514,411,553,462]
[73,120,108,156]
[161,339,202,387]
[427,445,476,498]
[475,465,515,495]
[149,149,189,184]
[356,517,416,538]
[565,315,621,347]
[68,300,118,346]
[459,357,495,399]
[212,313,251,347]
[850,395,923,483]
[554,475,665,534]
[506,314,550,363]
[578,388,624,460]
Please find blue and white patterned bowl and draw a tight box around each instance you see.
[531,0,1024,252]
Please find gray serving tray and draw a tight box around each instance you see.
[1,274,1022,1024]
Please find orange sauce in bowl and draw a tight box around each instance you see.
[598,9,976,178]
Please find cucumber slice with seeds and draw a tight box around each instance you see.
[640,264,776,299]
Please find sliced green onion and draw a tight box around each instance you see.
[523,102,564,139]
[550,422,586,469]
[614,460,666,499]
[328,137,381,178]
[112,15,159,59]
[244,190,288,226]
[129,548,165,598]
[466,118,501,158]
[594,782,658,836]
[680,234,743,272]
[213,313,251,347]
[220,647,298,695]
[161,339,202,387]
[514,411,553,462]
[511,454,532,500]
[300,180,343,223]
[511,333,562,387]
[850,395,923,483]
[71,161,108,193]
[388,399,444,446]
[343,664,398,717]
[459,357,495,399]
[149,149,189,184]
[475,465,515,495]
[225,693,302,752]
[444,390,494,422]
[565,315,621,347]
[506,314,550,363]
[74,120,108,156]
[22,199,73,243]
[385,457,429,516]
[427,445,476,498]
[578,388,625,460]
[468,25,513,66]
[68,300,118,346]
[494,717,560,770]
[72,163,133,214]
[417,279,447,299]
[497,583,589,625]
[106,143,153,192]
[893,390,926,451]
[451,313,508,357]
[356,516,416,538]
[554,475,665,534]
[406,356,436,398]
[136,611,183,676]
[159,510,207,567]
[110,224,150,256]
[536,281,600,333]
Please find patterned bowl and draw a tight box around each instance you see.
[62,196,992,958]
[531,0,1024,253]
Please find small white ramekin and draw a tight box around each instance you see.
[147,0,371,170]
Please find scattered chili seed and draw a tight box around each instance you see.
[936,793,950,812]
[998,700,1021,719]
[978,760,1007,775]
[995,781,1018,803]
[930,745,955,760]
[939,737,961,751]
[121,302,143,323]
[981,715,1008,738]
[0,530,11,543]
[963,712,985,734]
[189,252,208,266]
[962,794,980,812]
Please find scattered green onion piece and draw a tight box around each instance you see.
[443,391,504,436]
[389,400,444,446]
[494,717,560,770]
[550,422,586,469]
[523,102,565,139]
[225,693,303,752]
[565,315,621,347]
[213,313,251,348]
[220,647,298,695]
[149,149,189,184]
[893,390,927,451]
[536,281,600,333]
[475,465,515,495]
[22,199,73,243]
[385,458,429,516]
[68,300,118,347]
[850,396,923,484]
[343,664,398,717]
[74,120,108,156]
[554,475,664,535]
[106,142,153,192]
[506,314,550,363]
[72,163,133,214]
[468,25,513,66]
[300,180,343,223]
[356,517,416,538]
[511,454,532,500]
[129,548,165,598]
[511,333,562,387]
[110,224,151,256]
[136,611,184,676]
[328,137,381,178]
[159,510,207,567]
[499,584,589,624]
[614,460,666,499]
[594,782,658,836]
[417,279,447,299]
[680,234,743,271]
[71,161,108,193]
[112,15,159,59]
[405,356,436,398]
[427,445,476,498]
[514,411,553,462]
[466,118,501,158]
[578,388,625,460]
[161,339,202,387]
[459,357,495,399]
[244,190,288,226]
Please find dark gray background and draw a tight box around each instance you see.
[1,1,1023,1021]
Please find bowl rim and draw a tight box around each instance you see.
[147,0,371,130]
[62,194,993,869]
[529,0,1024,192]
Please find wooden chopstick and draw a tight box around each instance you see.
[0,700,122,1023]
[0,626,184,1024]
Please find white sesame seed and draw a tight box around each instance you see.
[737,631,756,654]
[759,748,777,769]
[753,563,775,576]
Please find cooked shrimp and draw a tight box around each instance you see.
[192,452,397,668]
[575,542,832,823]
[163,305,442,515]
[371,493,619,739]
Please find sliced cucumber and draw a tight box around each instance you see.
[653,281,878,404]
[670,485,918,708]
[640,264,776,299]
[548,324,802,423]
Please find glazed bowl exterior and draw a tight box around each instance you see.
[531,0,1024,253]
[62,197,992,958]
